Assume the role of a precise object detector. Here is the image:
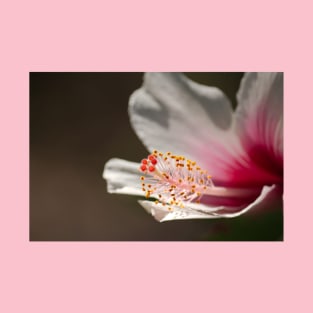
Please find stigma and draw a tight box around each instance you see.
[139,150,214,210]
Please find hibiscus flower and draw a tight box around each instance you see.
[103,72,283,222]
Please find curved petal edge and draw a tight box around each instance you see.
[139,185,278,222]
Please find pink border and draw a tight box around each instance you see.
[1,1,312,312]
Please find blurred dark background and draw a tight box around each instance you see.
[30,72,282,241]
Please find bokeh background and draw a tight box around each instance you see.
[30,72,283,241]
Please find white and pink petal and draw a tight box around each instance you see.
[235,72,283,179]
[129,72,247,185]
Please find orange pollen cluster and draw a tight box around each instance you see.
[139,150,214,211]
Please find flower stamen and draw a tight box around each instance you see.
[139,150,214,207]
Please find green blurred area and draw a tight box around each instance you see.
[30,72,282,241]
[201,207,283,241]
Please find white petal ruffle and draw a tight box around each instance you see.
[129,73,236,159]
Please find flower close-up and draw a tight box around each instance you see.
[103,72,283,223]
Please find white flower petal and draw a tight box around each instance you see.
[103,158,143,196]
[236,72,283,165]
[102,73,283,223]
[237,72,283,118]
[144,73,233,129]
[139,185,277,222]
[129,72,234,161]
